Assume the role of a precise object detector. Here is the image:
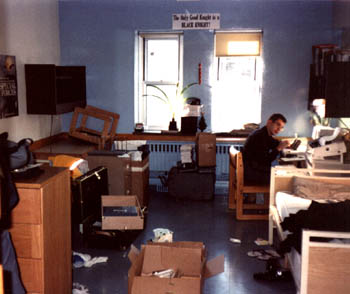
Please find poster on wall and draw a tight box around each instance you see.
[172,13,220,30]
[0,55,18,119]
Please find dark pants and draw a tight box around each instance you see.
[244,165,270,185]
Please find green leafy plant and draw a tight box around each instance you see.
[144,82,198,118]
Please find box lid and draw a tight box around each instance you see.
[203,254,225,278]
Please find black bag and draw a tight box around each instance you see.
[167,166,216,200]
[7,138,34,170]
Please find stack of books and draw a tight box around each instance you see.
[180,144,193,164]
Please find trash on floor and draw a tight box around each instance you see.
[254,237,269,246]
[152,228,173,242]
[72,282,90,294]
[247,249,280,260]
[229,237,241,244]
[73,251,108,268]
[253,258,292,281]
[253,268,292,281]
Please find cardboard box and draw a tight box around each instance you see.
[87,151,132,195]
[130,156,150,207]
[101,195,144,230]
[196,133,216,167]
[87,152,149,207]
[128,241,224,294]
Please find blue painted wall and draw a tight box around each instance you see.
[59,0,340,137]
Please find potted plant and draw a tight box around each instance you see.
[143,82,198,130]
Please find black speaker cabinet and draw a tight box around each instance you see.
[181,116,198,135]
[71,166,108,224]
[25,64,87,114]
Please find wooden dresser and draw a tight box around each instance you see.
[10,167,72,294]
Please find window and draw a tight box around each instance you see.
[136,32,183,131]
[212,32,262,132]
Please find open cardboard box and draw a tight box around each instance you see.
[101,195,144,230]
[128,241,224,294]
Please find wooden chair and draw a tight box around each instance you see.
[69,105,120,150]
[228,147,269,220]
[0,265,3,294]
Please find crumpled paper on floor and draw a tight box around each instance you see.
[73,251,108,268]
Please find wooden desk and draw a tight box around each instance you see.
[32,134,97,159]
[116,133,247,144]
[10,166,71,294]
[31,132,247,160]
[279,156,306,168]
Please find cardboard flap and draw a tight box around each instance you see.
[128,244,140,264]
[204,254,225,279]
[146,241,204,250]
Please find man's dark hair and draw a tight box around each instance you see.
[268,113,287,123]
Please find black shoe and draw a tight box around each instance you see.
[254,268,292,281]
[265,257,281,271]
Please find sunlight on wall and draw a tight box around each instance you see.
[212,80,261,132]
[211,56,262,132]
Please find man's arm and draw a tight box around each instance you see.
[276,140,290,151]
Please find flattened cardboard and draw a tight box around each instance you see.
[101,195,144,230]
[128,241,224,294]
[130,157,149,207]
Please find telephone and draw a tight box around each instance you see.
[289,139,301,150]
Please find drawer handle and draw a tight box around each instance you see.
[95,172,101,180]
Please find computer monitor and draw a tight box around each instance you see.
[311,125,335,140]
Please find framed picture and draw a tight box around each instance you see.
[0,55,18,118]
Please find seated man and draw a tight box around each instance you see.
[242,113,289,185]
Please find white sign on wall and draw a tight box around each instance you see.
[172,13,220,30]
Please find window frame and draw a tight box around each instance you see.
[212,31,263,132]
[135,32,184,131]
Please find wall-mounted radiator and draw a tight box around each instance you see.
[147,141,244,192]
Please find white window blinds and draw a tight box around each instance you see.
[215,32,262,56]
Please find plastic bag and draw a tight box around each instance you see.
[7,138,34,170]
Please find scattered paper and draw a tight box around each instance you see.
[72,283,90,294]
[73,251,108,268]
[153,228,173,242]
[254,238,269,246]
[229,238,241,244]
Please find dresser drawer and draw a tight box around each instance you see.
[17,258,43,293]
[12,188,41,224]
[10,224,42,258]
